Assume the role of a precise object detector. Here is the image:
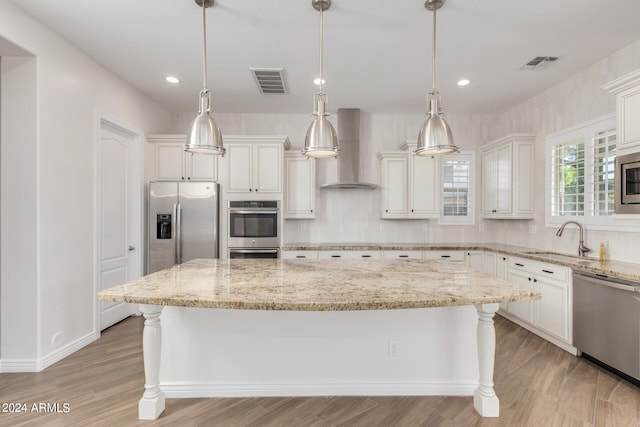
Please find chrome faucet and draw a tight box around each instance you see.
[556,221,591,256]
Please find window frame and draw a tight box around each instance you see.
[438,151,475,226]
[545,113,633,230]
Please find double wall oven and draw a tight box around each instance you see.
[228,200,280,258]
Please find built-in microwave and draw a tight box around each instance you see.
[615,152,640,213]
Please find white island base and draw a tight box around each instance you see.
[138,303,500,420]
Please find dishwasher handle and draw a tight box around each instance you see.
[574,271,640,293]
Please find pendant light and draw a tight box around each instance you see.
[415,0,459,156]
[303,0,339,158]
[185,0,225,156]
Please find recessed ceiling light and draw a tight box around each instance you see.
[314,78,326,85]
[457,79,470,87]
[165,76,180,84]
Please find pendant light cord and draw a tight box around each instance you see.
[202,1,208,91]
[319,6,324,94]
[431,6,437,92]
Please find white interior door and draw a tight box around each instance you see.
[98,121,141,330]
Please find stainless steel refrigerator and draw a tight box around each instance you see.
[148,181,220,273]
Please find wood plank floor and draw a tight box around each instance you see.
[1,315,640,426]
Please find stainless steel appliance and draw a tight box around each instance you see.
[148,182,220,273]
[228,200,280,258]
[615,151,640,213]
[573,270,640,383]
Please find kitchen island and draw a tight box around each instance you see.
[97,258,540,420]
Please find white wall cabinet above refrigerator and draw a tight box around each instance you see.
[377,141,439,219]
[225,136,291,194]
[147,134,217,182]
[284,152,315,219]
[481,133,535,219]
[602,69,640,152]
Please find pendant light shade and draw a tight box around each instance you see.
[303,0,338,158]
[185,0,225,156]
[415,0,459,156]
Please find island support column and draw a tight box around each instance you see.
[138,304,165,420]
[474,303,499,417]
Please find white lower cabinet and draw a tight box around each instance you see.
[464,250,484,271]
[318,251,382,260]
[423,250,465,262]
[505,256,571,345]
[382,250,423,259]
[281,250,319,259]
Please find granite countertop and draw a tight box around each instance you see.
[282,242,640,282]
[97,258,540,311]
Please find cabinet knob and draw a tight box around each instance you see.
[181,177,185,180]
[411,209,414,212]
[255,189,258,192]
[385,209,389,213]
[187,177,191,180]
[528,277,532,281]
[249,188,253,192]
[310,209,313,213]
[533,278,538,283]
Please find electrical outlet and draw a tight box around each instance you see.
[388,339,400,357]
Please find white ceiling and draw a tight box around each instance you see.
[9,0,640,115]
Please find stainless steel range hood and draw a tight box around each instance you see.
[320,108,379,189]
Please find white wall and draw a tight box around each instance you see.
[489,39,640,263]
[170,40,640,263]
[0,0,170,370]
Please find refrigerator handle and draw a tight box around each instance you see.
[176,203,182,264]
[172,203,178,265]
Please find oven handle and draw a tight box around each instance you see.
[229,210,279,214]
[229,249,279,254]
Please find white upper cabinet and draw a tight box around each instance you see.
[284,152,315,219]
[148,135,217,182]
[481,133,535,219]
[224,136,291,194]
[377,141,438,219]
[603,69,640,152]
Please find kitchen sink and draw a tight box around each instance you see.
[522,251,595,265]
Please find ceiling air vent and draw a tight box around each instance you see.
[520,56,559,70]
[250,68,287,94]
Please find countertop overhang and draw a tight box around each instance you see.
[97,258,540,311]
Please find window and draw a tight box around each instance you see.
[439,152,474,225]
[546,114,617,228]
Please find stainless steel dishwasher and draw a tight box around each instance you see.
[573,270,640,382]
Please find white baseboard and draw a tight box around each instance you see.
[0,330,99,373]
[160,381,478,398]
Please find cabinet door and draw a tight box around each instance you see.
[495,254,508,280]
[284,155,315,218]
[619,85,640,149]
[186,151,217,181]
[481,150,497,214]
[535,276,569,341]
[409,155,438,217]
[381,157,408,218]
[465,251,484,271]
[483,251,497,276]
[513,142,534,216]
[226,144,253,193]
[254,144,282,193]
[155,143,185,181]
[507,269,534,323]
[495,143,512,214]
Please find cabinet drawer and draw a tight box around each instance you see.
[318,251,381,260]
[281,250,319,259]
[382,250,423,259]
[509,256,570,282]
[423,250,465,261]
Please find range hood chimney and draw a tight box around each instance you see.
[320,108,379,189]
